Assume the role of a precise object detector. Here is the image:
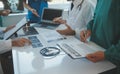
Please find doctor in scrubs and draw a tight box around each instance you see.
[23,0,51,23]
[80,0,120,74]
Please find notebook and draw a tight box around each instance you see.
[57,36,105,59]
[3,17,27,40]
[38,8,63,29]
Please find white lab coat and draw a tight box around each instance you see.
[0,30,12,54]
[66,0,96,30]
[68,0,97,39]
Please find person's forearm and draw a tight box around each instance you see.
[0,39,12,54]
[57,28,75,35]
[104,40,120,65]
[65,28,75,35]
[0,10,3,15]
[23,1,33,11]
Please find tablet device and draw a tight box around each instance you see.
[3,17,27,40]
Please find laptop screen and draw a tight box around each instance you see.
[41,8,63,22]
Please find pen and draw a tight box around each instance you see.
[48,37,66,43]
[83,30,88,43]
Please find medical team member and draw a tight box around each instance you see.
[23,0,51,23]
[80,0,120,74]
[0,25,31,74]
[54,0,96,37]
[0,9,31,74]
[0,9,31,51]
[0,24,31,53]
[0,10,31,52]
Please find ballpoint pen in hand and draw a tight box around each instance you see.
[83,28,91,43]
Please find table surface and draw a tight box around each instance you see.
[12,27,116,74]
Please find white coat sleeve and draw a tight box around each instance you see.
[75,1,95,40]
[0,39,12,54]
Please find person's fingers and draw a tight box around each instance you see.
[20,38,31,45]
[80,30,91,42]
[56,30,64,35]
[6,9,11,13]
[59,20,66,24]
[5,25,16,32]
[64,24,70,29]
[12,39,24,47]
[53,17,60,22]
[9,25,16,29]
[31,9,40,17]
[34,12,40,17]
[86,51,105,63]
[2,10,11,16]
[85,30,91,39]
[33,12,40,17]
[80,31,86,42]
[86,54,97,62]
[55,17,62,21]
[12,38,31,47]
[23,38,31,44]
[53,17,64,24]
[16,39,26,47]
[18,41,25,47]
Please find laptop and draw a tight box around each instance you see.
[3,17,27,40]
[37,8,63,29]
[57,36,105,59]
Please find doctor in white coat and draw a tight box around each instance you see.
[54,0,97,39]
[0,26,31,74]
[0,9,31,74]
[0,9,31,54]
[0,26,31,54]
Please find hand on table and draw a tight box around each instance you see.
[53,17,66,24]
[12,38,31,47]
[86,51,105,63]
[80,30,91,42]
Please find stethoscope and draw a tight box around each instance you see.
[40,47,60,57]
[77,0,84,10]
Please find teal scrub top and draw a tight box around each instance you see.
[87,0,120,73]
[27,0,48,23]
[0,16,2,27]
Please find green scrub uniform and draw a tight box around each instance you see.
[87,0,120,73]
[0,16,2,27]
